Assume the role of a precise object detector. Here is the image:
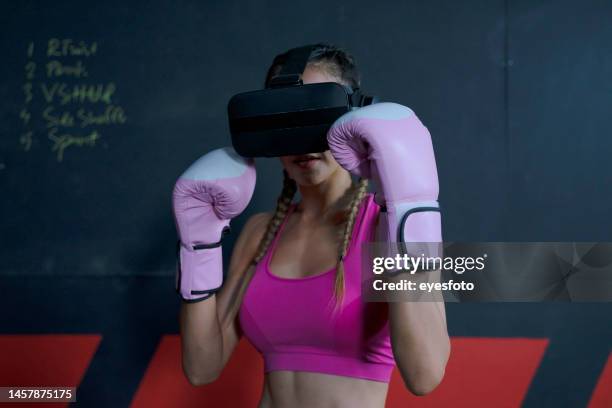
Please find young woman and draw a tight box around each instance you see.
[174,43,450,407]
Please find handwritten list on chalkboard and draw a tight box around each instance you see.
[19,39,127,162]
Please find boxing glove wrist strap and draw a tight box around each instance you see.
[175,227,231,303]
[189,226,231,250]
[397,206,440,243]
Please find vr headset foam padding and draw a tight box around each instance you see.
[228,82,363,157]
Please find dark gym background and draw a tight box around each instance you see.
[1,0,610,407]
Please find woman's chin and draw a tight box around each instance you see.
[294,172,328,187]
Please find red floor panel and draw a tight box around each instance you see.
[0,334,101,408]
[588,351,612,408]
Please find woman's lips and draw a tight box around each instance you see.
[293,154,321,170]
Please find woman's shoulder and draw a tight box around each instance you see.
[227,212,273,278]
[240,212,273,244]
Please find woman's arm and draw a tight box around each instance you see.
[386,270,450,395]
[372,214,450,395]
[179,212,271,385]
[327,102,450,395]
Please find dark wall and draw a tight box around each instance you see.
[1,1,611,407]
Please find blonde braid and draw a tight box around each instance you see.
[333,178,369,306]
[252,170,297,264]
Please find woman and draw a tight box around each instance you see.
[174,43,450,407]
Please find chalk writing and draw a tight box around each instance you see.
[19,41,35,151]
[41,83,116,105]
[42,105,127,128]
[20,39,127,161]
[47,39,97,57]
[77,105,127,127]
[46,60,89,78]
[48,128,100,162]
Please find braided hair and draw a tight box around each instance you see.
[252,170,297,264]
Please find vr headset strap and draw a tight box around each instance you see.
[350,89,375,107]
[268,45,316,88]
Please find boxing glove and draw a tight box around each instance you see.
[327,102,441,245]
[172,147,256,302]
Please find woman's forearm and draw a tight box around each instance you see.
[388,290,450,396]
[179,298,225,385]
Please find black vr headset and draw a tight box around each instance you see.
[228,45,378,157]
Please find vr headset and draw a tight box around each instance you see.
[228,45,378,157]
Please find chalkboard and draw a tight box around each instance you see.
[0,2,280,276]
[2,0,611,278]
[2,4,612,408]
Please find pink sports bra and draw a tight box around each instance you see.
[238,194,396,382]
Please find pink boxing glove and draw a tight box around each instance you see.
[327,102,441,245]
[172,147,256,302]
